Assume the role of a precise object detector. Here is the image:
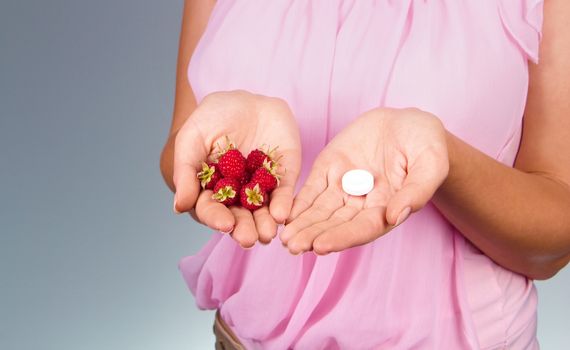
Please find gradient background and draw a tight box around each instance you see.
[0,1,568,349]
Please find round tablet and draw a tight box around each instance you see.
[341,169,374,196]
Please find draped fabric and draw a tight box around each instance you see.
[180,1,543,348]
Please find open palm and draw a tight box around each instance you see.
[173,90,301,248]
[281,107,449,255]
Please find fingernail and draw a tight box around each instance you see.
[220,228,233,235]
[173,194,181,214]
[395,207,411,227]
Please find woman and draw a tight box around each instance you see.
[161,0,570,349]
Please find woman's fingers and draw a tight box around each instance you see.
[253,206,278,244]
[385,150,448,226]
[286,204,360,255]
[269,184,295,223]
[287,165,328,222]
[269,148,301,224]
[281,188,343,244]
[195,190,235,233]
[312,208,387,255]
[195,190,276,247]
[230,206,259,248]
[173,118,209,213]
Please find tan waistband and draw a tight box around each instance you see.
[213,309,246,350]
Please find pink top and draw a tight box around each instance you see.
[179,1,544,349]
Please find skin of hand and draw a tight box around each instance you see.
[281,107,449,255]
[163,0,570,279]
[281,1,570,280]
[173,90,302,248]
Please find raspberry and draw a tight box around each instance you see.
[212,178,241,206]
[197,162,222,190]
[218,149,247,180]
[251,167,278,193]
[246,149,270,174]
[240,182,267,211]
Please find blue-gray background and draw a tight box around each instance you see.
[0,1,568,349]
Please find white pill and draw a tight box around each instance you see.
[341,169,374,196]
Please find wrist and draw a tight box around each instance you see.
[435,130,459,198]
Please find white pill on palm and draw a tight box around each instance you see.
[341,169,374,196]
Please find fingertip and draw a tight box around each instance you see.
[240,239,257,249]
[385,206,400,226]
[313,227,344,255]
[229,206,259,249]
[283,244,304,256]
[287,236,312,255]
[287,246,303,256]
[385,189,412,225]
[235,227,258,248]
[279,226,294,245]
[258,236,272,245]
[175,181,201,212]
[312,237,332,256]
[269,186,294,223]
[395,206,411,227]
[220,228,234,235]
[269,200,290,224]
[217,222,235,234]
[173,194,182,214]
[195,190,236,232]
[173,174,197,210]
[253,207,278,244]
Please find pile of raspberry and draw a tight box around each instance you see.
[197,142,280,211]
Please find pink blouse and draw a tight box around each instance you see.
[180,1,544,348]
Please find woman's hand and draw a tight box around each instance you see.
[281,107,449,255]
[173,90,302,248]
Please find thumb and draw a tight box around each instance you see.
[385,153,448,226]
[268,147,302,224]
[173,119,209,213]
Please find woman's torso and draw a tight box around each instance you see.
[180,1,543,349]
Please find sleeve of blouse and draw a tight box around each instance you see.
[497,0,544,64]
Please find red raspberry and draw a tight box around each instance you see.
[196,162,222,190]
[212,178,241,206]
[240,170,252,186]
[246,149,271,174]
[218,149,247,180]
[240,182,267,211]
[251,167,278,193]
